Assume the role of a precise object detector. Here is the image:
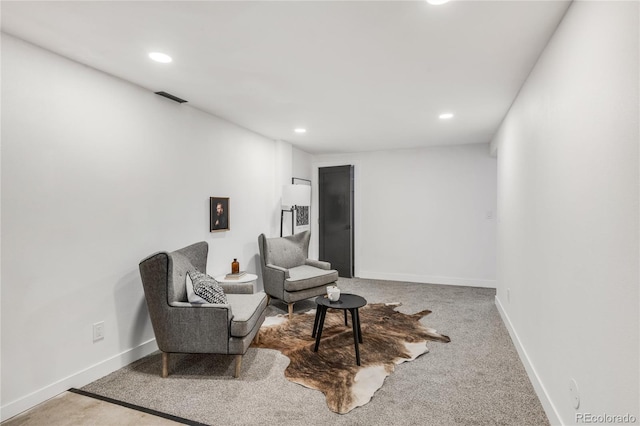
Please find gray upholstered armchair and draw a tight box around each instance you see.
[139,241,267,378]
[258,231,338,318]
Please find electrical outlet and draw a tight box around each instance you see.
[93,322,104,342]
[507,288,511,303]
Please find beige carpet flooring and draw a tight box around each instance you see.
[3,278,549,425]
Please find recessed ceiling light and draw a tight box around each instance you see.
[439,113,454,119]
[427,0,450,5]
[294,128,307,134]
[148,52,172,63]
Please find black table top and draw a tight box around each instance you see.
[315,293,367,310]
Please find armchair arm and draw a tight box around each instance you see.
[305,259,331,270]
[263,263,289,300]
[266,263,290,278]
[156,304,233,354]
[171,301,234,316]
[218,282,254,294]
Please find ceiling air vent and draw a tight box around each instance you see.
[155,91,188,104]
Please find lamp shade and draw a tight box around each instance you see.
[282,184,310,207]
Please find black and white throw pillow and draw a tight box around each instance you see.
[186,272,207,304]
[187,270,227,304]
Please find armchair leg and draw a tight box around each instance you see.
[288,303,294,319]
[161,352,169,378]
[234,354,243,378]
[266,294,271,305]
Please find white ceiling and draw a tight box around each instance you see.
[1,0,571,154]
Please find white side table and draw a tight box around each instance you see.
[215,273,258,293]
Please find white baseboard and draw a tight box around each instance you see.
[356,271,496,288]
[495,296,562,426]
[0,339,158,422]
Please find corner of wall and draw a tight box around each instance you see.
[495,297,561,426]
[0,340,158,422]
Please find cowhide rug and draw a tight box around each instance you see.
[252,302,450,414]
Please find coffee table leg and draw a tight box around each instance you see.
[344,310,348,326]
[313,306,327,352]
[355,308,363,343]
[350,308,361,366]
[312,306,321,338]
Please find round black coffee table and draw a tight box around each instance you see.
[312,293,367,365]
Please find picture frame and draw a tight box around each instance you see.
[292,178,311,234]
[210,197,230,232]
[294,205,310,234]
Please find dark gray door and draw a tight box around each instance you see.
[319,165,354,277]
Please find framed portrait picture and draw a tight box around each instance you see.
[210,197,230,232]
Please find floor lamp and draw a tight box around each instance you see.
[280,184,311,237]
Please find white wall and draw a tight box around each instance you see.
[274,140,294,238]
[0,35,278,420]
[292,147,313,182]
[491,1,639,425]
[273,143,314,238]
[311,144,497,287]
